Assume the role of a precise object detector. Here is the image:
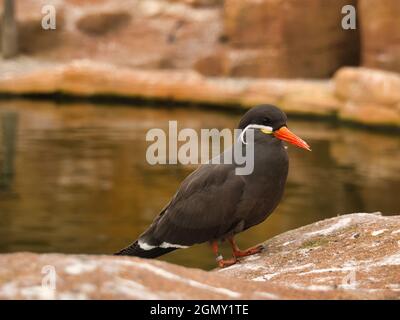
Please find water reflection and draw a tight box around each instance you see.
[0,100,399,269]
[0,111,18,191]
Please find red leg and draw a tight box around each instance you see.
[229,237,264,258]
[212,241,237,268]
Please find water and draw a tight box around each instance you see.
[0,100,399,270]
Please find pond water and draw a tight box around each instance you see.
[0,100,399,270]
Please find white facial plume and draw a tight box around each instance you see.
[238,124,273,145]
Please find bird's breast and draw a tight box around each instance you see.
[238,142,289,225]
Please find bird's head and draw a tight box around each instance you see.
[238,104,311,151]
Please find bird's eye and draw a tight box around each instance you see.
[263,117,271,125]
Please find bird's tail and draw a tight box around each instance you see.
[114,240,176,259]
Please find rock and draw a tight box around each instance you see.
[0,0,66,55]
[195,48,306,78]
[334,67,400,126]
[2,0,400,80]
[1,59,400,127]
[0,0,362,79]
[340,102,400,127]
[218,212,400,299]
[0,59,339,117]
[167,0,223,7]
[335,67,400,105]
[193,49,228,77]
[221,0,359,78]
[17,14,66,55]
[359,0,400,73]
[76,12,132,36]
[0,0,222,69]
[0,213,399,299]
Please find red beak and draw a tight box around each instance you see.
[273,126,311,151]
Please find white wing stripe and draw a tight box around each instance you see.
[138,240,189,250]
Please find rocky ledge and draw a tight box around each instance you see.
[0,212,399,299]
[0,59,400,128]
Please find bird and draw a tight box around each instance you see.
[115,104,311,267]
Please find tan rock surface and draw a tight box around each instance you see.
[0,0,222,69]
[0,59,339,116]
[2,0,400,80]
[221,0,359,78]
[0,0,363,79]
[1,60,400,127]
[340,103,400,127]
[359,0,400,73]
[219,212,400,299]
[0,213,399,299]
[168,0,223,7]
[335,67,400,105]
[334,67,400,126]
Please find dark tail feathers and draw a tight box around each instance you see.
[114,240,176,259]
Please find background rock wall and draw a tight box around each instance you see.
[359,0,400,73]
[1,0,223,69]
[0,0,399,78]
[210,0,360,78]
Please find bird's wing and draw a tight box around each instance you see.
[139,163,246,247]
